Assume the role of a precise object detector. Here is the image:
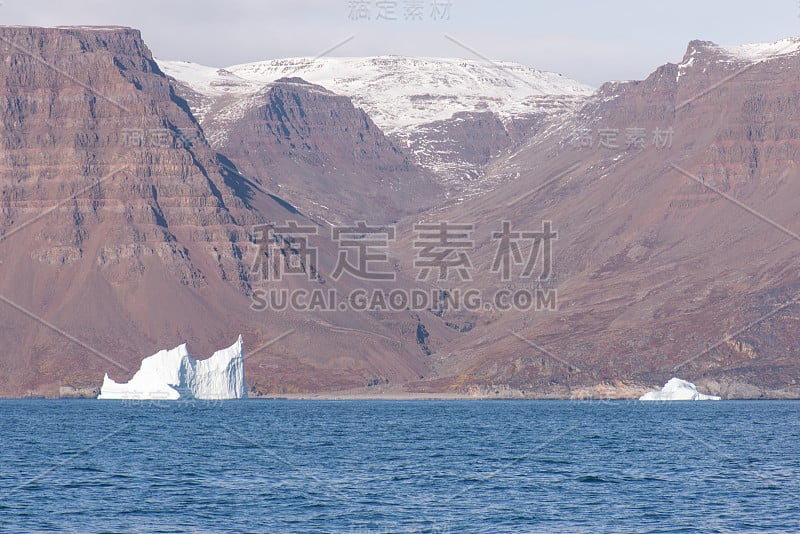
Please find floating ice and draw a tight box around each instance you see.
[639,378,721,401]
[98,335,247,400]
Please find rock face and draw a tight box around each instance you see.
[98,335,247,400]
[404,96,589,195]
[3,28,800,398]
[0,26,440,398]
[209,77,442,224]
[159,57,593,199]
[406,111,512,189]
[0,25,264,298]
[393,36,800,397]
[0,25,253,395]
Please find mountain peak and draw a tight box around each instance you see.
[273,76,312,85]
[683,36,800,64]
[160,56,594,135]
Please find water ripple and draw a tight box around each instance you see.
[0,400,798,532]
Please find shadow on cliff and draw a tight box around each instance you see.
[216,153,301,216]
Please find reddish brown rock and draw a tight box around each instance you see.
[0,26,443,397]
[392,39,800,397]
[169,75,443,225]
[2,28,800,399]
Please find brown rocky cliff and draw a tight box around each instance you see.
[0,26,265,394]
[397,40,800,397]
[182,77,443,225]
[400,97,588,196]
[0,27,439,397]
[0,26,260,288]
[404,111,513,187]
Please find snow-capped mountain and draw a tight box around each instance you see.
[709,36,800,62]
[5,27,800,399]
[158,56,594,192]
[158,56,593,135]
[227,57,593,134]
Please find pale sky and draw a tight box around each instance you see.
[3,0,799,86]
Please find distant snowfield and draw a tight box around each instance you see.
[677,37,800,65]
[155,61,258,97]
[157,56,595,135]
[718,37,800,62]
[158,38,800,136]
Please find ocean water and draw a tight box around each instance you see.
[0,400,798,533]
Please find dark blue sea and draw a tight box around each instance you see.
[1,400,798,533]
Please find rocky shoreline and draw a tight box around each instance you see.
[6,377,797,401]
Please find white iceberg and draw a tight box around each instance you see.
[639,377,721,401]
[98,335,247,400]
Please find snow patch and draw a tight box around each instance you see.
[677,56,695,81]
[717,37,800,62]
[639,378,721,401]
[156,60,258,97]
[158,56,594,135]
[55,25,132,31]
[98,335,247,400]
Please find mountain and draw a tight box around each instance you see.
[0,25,254,394]
[2,27,800,399]
[181,75,441,224]
[389,36,800,399]
[158,61,444,224]
[158,57,593,196]
[0,26,446,397]
[222,57,593,134]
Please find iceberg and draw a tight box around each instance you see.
[639,377,721,401]
[98,335,247,400]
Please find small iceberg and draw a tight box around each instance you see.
[639,378,721,401]
[98,335,247,400]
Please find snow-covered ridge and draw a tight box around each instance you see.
[156,60,258,97]
[98,335,247,400]
[55,25,133,31]
[720,37,800,61]
[157,56,594,134]
[687,37,800,63]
